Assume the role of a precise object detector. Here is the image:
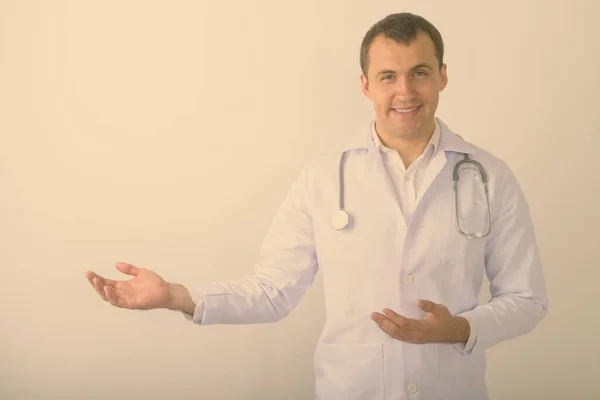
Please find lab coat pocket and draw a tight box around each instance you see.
[435,190,486,281]
[314,342,384,400]
[437,165,489,264]
[437,343,487,398]
[435,206,471,270]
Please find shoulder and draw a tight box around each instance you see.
[465,141,510,178]
[439,119,511,182]
[453,133,527,212]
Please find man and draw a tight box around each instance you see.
[86,12,548,399]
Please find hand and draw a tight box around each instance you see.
[85,262,171,310]
[371,299,470,344]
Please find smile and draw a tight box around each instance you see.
[394,106,419,113]
[392,105,422,117]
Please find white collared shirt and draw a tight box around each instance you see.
[371,119,441,223]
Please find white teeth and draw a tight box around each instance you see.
[394,107,418,113]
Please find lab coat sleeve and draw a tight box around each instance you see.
[181,164,318,325]
[454,163,548,355]
[181,293,205,322]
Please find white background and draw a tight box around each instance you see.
[1,1,598,399]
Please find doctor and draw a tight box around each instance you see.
[85,12,548,400]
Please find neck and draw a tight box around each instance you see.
[375,120,436,168]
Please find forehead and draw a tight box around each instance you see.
[367,31,437,71]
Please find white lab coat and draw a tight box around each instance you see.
[185,118,548,400]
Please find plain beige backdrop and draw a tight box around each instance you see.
[1,1,599,399]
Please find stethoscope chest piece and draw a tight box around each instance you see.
[330,209,349,230]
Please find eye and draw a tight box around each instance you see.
[382,74,394,81]
[415,70,428,77]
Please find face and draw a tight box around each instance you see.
[360,31,448,143]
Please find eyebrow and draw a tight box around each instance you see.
[375,63,434,76]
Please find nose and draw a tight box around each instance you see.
[394,76,417,99]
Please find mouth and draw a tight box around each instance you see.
[391,105,422,118]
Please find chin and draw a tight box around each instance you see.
[391,118,421,130]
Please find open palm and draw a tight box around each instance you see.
[85,262,170,310]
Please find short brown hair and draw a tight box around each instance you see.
[360,13,445,76]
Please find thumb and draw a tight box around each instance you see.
[418,299,438,313]
[115,262,139,276]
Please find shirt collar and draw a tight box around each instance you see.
[370,119,441,162]
[341,117,474,156]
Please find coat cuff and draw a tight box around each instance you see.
[180,286,205,324]
[453,315,477,355]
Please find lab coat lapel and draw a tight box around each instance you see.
[339,119,471,223]
[362,132,408,221]
[372,151,406,221]
[341,124,406,220]
[415,119,474,206]
[416,145,448,205]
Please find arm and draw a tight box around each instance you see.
[454,164,548,355]
[179,164,318,325]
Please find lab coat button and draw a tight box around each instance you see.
[404,274,414,284]
[408,382,418,393]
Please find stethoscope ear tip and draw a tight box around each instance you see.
[331,209,349,230]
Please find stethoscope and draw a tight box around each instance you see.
[330,150,492,239]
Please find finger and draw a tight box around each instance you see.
[86,274,101,295]
[87,272,118,289]
[371,312,412,336]
[85,271,102,286]
[382,309,420,332]
[418,299,449,317]
[104,286,116,305]
[97,276,118,288]
[418,299,438,313]
[371,313,420,343]
[115,262,139,277]
[85,272,96,288]
[92,277,108,301]
[104,286,125,308]
[371,312,398,335]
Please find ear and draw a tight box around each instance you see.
[439,63,448,91]
[360,74,372,99]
